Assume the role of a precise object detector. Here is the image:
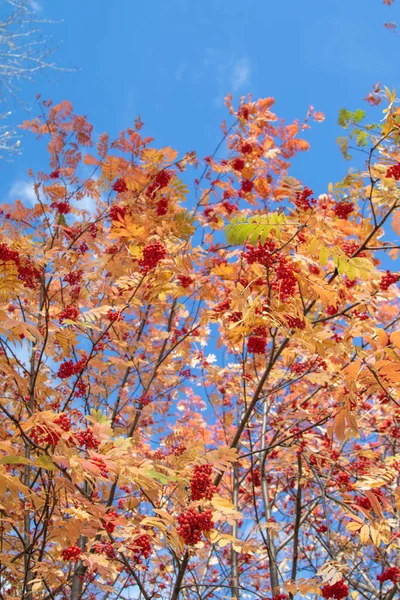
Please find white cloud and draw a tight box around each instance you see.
[230,57,251,92]
[202,49,251,104]
[28,1,42,12]
[8,180,37,206]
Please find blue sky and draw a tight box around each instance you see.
[1,0,399,204]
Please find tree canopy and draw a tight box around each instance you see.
[0,86,399,600]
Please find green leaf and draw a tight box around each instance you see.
[35,455,56,471]
[0,455,33,466]
[353,109,366,124]
[225,213,286,246]
[338,108,352,128]
[337,257,349,275]
[346,261,357,281]
[356,130,368,147]
[147,469,170,484]
[90,408,109,424]
[319,246,330,266]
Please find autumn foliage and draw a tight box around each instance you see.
[0,89,399,600]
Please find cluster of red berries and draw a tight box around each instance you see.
[110,205,127,221]
[342,241,366,258]
[107,309,124,322]
[336,472,352,489]
[270,595,289,600]
[295,187,315,211]
[61,545,82,562]
[177,508,214,545]
[106,244,119,255]
[333,201,354,220]
[222,200,237,214]
[74,379,87,398]
[101,510,118,533]
[130,533,152,562]
[376,566,400,583]
[353,495,372,510]
[238,105,250,120]
[353,310,368,321]
[0,243,41,289]
[241,179,254,193]
[138,394,152,406]
[244,243,297,300]
[92,457,109,479]
[63,270,83,286]
[58,305,79,323]
[247,336,267,354]
[112,178,128,193]
[50,170,60,179]
[286,316,305,329]
[386,162,400,180]
[156,198,169,215]
[241,142,253,154]
[321,579,349,599]
[246,467,261,487]
[380,270,399,291]
[76,427,100,450]
[190,465,217,501]
[147,170,172,198]
[273,258,297,300]
[232,158,245,171]
[78,241,88,255]
[170,444,186,456]
[214,298,231,314]
[244,240,276,267]
[50,201,71,214]
[139,241,167,273]
[93,541,115,559]
[177,274,193,288]
[30,413,71,446]
[290,362,306,375]
[57,355,87,379]
[203,206,217,222]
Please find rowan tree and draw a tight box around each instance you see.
[0,89,399,600]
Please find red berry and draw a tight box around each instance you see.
[247,336,267,354]
[377,566,400,583]
[156,198,169,215]
[334,201,354,220]
[379,270,398,291]
[295,187,314,211]
[232,158,245,171]
[110,205,127,221]
[386,163,400,180]
[113,178,128,193]
[139,241,167,273]
[63,270,83,286]
[241,179,254,193]
[321,579,349,599]
[190,465,217,501]
[76,427,100,450]
[177,274,193,288]
[61,545,82,562]
[58,305,79,323]
[177,508,214,545]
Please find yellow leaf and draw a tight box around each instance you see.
[390,330,400,348]
[346,521,362,532]
[319,246,330,266]
[35,455,56,471]
[359,524,370,544]
[370,523,381,546]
